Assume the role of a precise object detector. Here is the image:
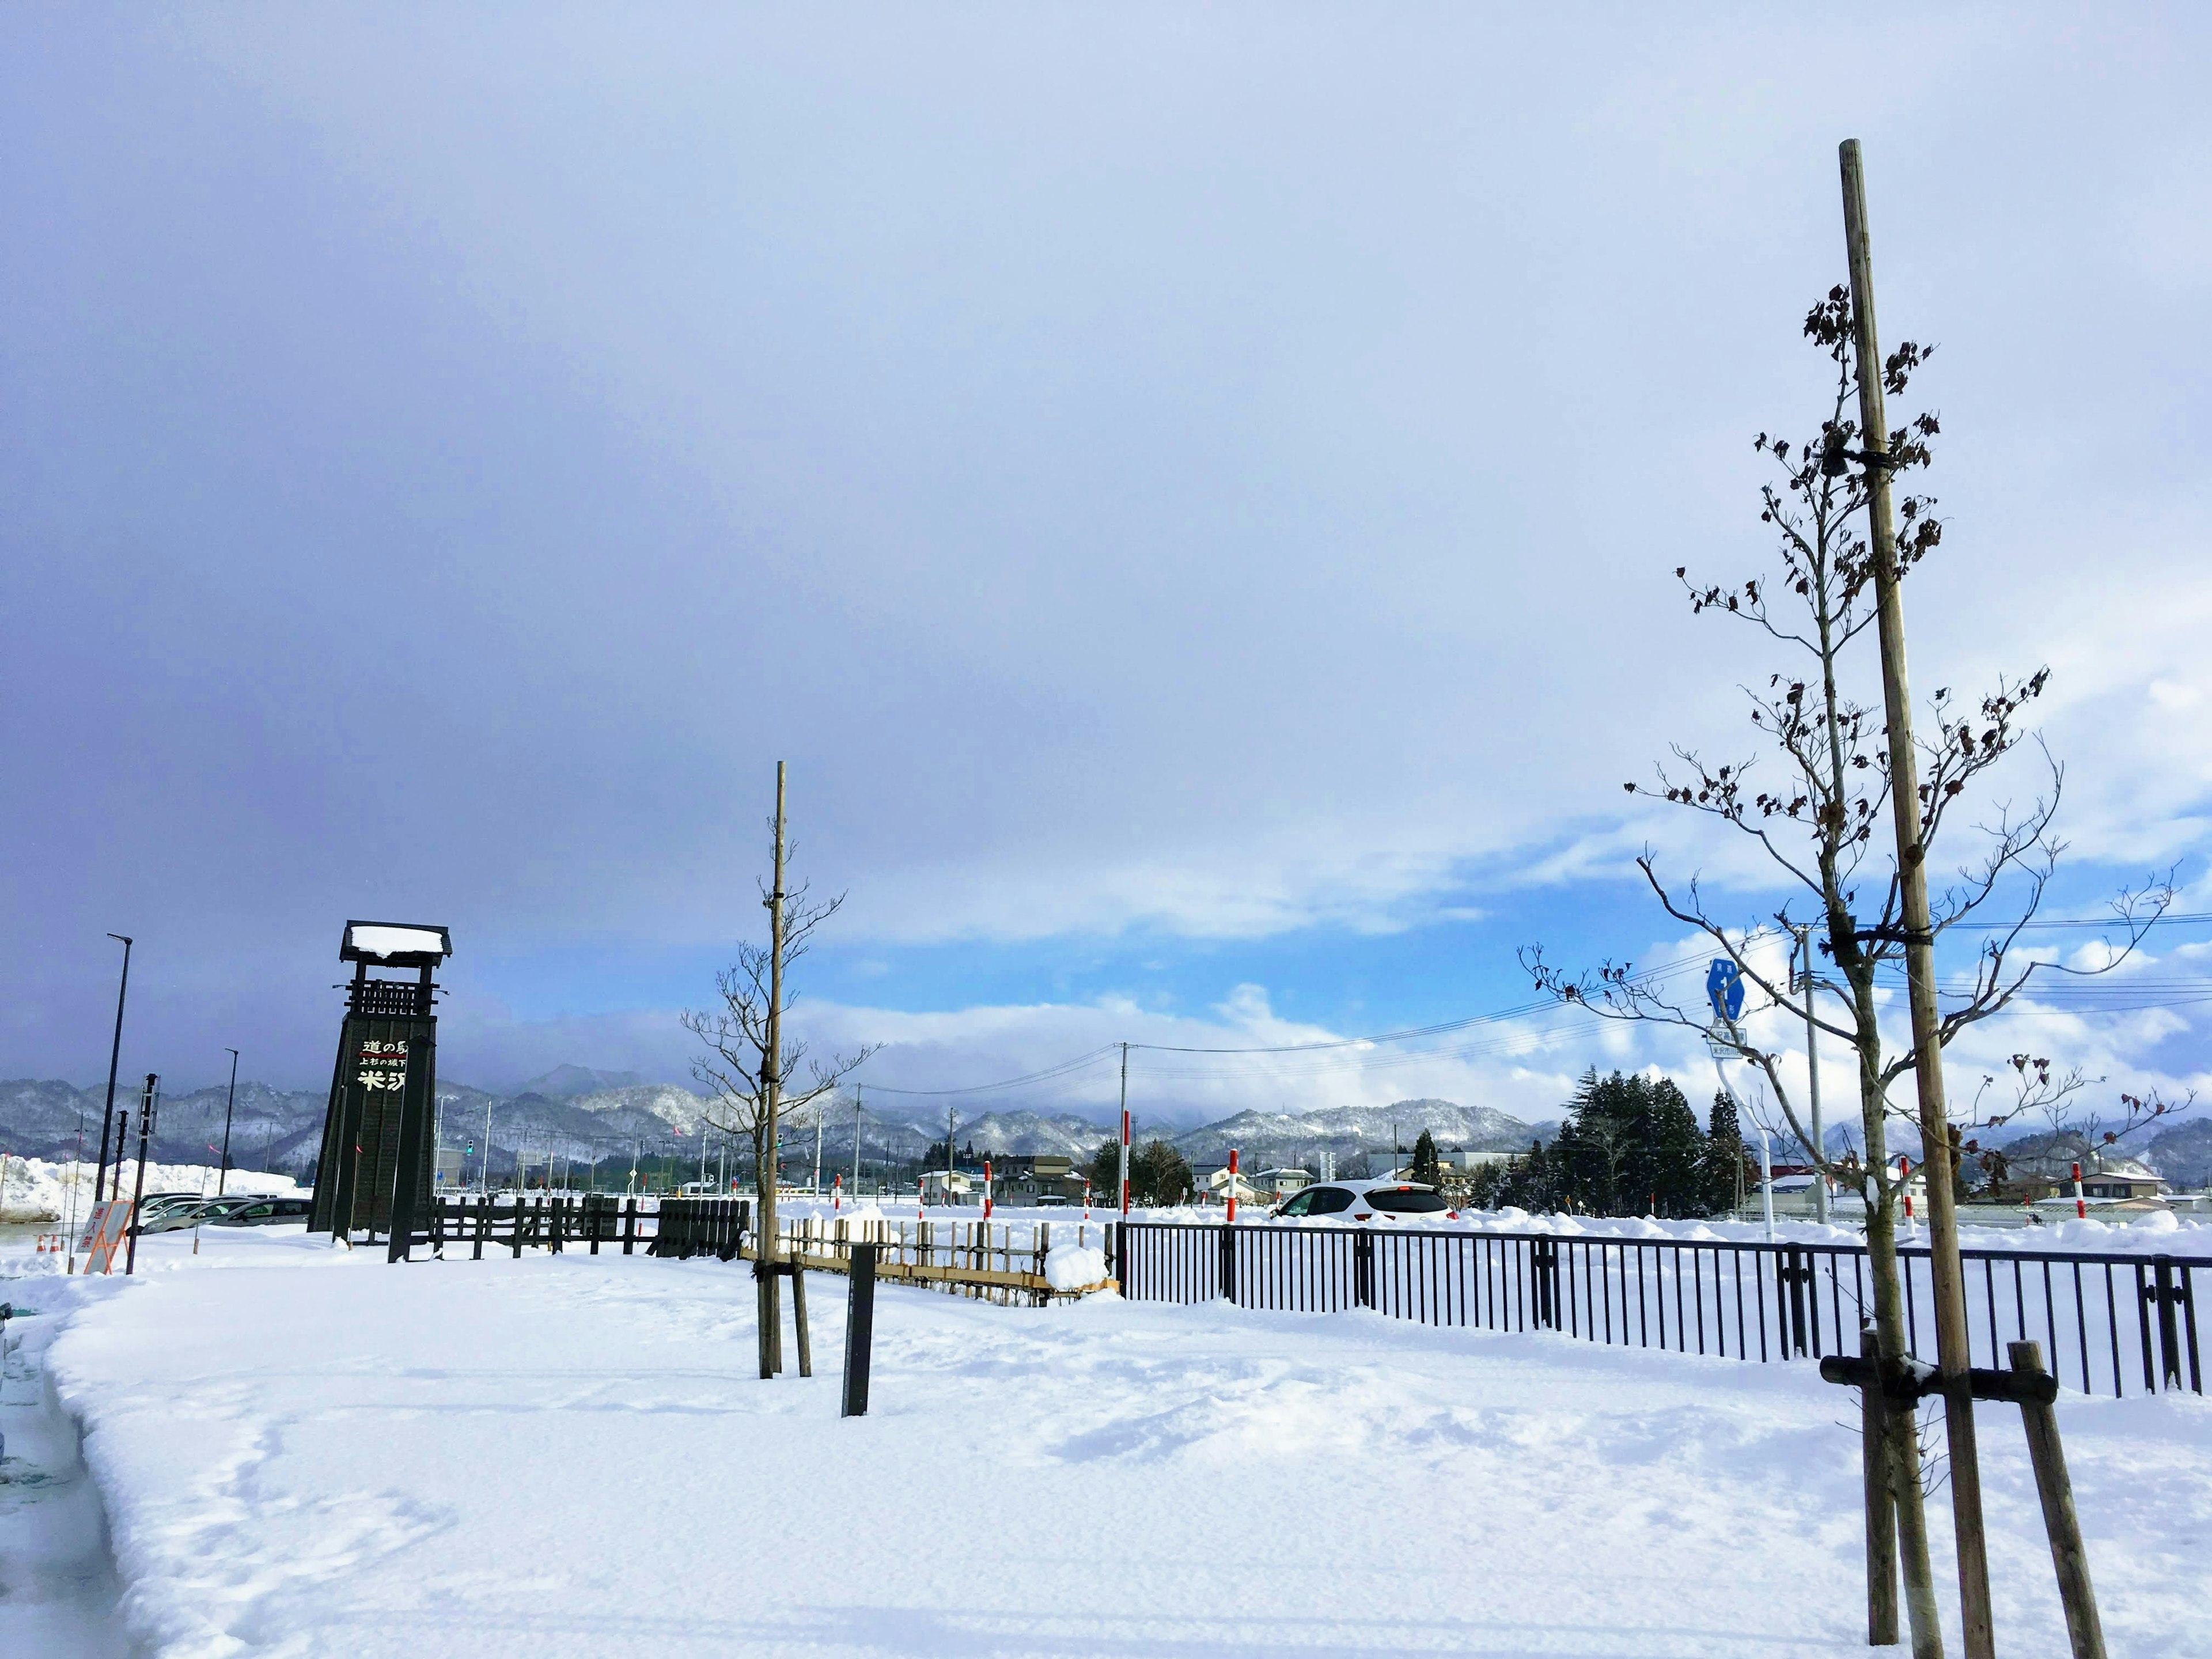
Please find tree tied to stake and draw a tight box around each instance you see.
[682,791,878,1267]
[1520,283,2177,1658]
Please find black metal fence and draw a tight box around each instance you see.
[1114,1222,2206,1398]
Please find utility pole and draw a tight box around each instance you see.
[1118,1042,1131,1215]
[93,934,132,1205]
[853,1084,863,1198]
[813,1111,824,1197]
[484,1097,495,1192]
[124,1073,157,1275]
[1841,137,1993,1659]
[1794,927,1828,1225]
[218,1048,240,1198]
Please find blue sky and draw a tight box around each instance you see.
[7,5,2212,1129]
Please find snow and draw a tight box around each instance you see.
[1043,1243,1107,1290]
[346,922,446,957]
[11,1222,2210,1656]
[0,1159,301,1227]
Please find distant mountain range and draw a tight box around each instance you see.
[18,1065,2202,1194]
[1,1071,1554,1183]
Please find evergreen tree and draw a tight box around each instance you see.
[1543,1069,1721,1218]
[1410,1128,1441,1185]
[1083,1138,1123,1200]
[1702,1092,1747,1213]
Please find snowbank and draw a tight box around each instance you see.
[0,1158,301,1225]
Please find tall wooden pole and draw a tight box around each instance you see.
[1839,138,1994,1659]
[758,761,789,1376]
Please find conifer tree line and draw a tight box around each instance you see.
[1468,1069,1747,1219]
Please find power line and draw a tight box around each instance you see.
[849,915,2212,1098]
[857,1044,1123,1097]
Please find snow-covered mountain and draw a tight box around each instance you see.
[1172,1098,1537,1165]
[0,1074,1547,1187]
[512,1065,650,1099]
[946,1111,1114,1158]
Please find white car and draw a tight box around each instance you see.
[1269,1179,1457,1222]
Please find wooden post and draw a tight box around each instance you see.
[474,1196,486,1262]
[1861,1328,1901,1645]
[756,1267,777,1380]
[842,1243,877,1416]
[2008,1342,2107,1659]
[1840,137,1994,1659]
[622,1198,637,1256]
[791,1263,813,1378]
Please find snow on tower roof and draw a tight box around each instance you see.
[342,922,452,963]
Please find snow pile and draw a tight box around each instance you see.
[1044,1242,1108,1291]
[0,1158,301,1224]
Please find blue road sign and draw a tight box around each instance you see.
[1707,957,1745,1023]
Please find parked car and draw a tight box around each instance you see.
[210,1196,315,1228]
[138,1195,259,1232]
[135,1192,204,1218]
[1269,1180,1457,1222]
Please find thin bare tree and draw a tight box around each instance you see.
[681,764,877,1365]
[1521,284,2170,1657]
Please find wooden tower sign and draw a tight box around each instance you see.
[309,921,451,1260]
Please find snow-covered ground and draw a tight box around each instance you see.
[7,1222,2209,1656]
[0,1158,302,1226]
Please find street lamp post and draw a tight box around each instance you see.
[93,934,132,1205]
[218,1048,240,1198]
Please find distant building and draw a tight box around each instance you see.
[919,1169,974,1205]
[992,1155,1087,1204]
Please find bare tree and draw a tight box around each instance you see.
[680,764,877,1300]
[1521,284,2169,1655]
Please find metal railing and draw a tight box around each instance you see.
[1115,1222,2206,1397]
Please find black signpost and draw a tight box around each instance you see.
[309,922,451,1260]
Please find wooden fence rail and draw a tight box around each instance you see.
[415,1198,1113,1304]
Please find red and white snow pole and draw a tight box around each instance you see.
[1119,1108,1131,1215]
[2073,1160,2085,1219]
[983,1160,993,1220]
[1083,1180,1092,1221]
[1226,1149,1238,1225]
[1902,1156,1914,1221]
[833,1173,842,1213]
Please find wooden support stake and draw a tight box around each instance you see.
[842,1244,877,1417]
[792,1262,813,1377]
[2008,1342,2106,1659]
[756,1268,777,1380]
[1861,1328,1901,1646]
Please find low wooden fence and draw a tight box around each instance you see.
[1118,1221,2209,1398]
[416,1197,1112,1305]
[759,1214,1113,1305]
